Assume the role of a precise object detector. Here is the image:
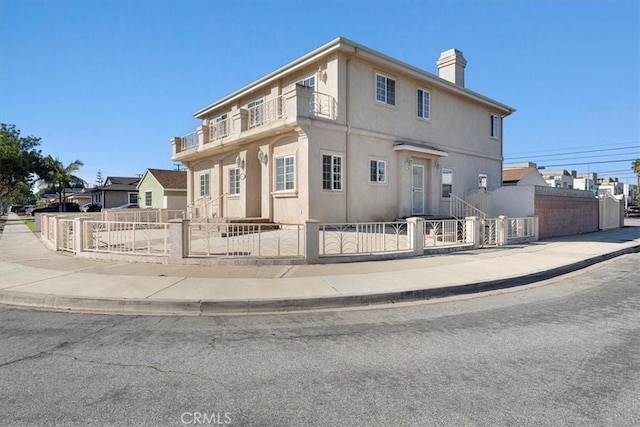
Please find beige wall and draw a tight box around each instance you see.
[180,44,509,223]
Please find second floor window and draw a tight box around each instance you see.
[490,114,499,138]
[248,98,264,128]
[376,74,395,106]
[298,75,315,88]
[229,168,240,195]
[417,88,430,119]
[322,154,342,191]
[275,155,295,192]
[200,173,210,197]
[214,114,228,139]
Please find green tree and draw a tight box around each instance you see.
[0,124,44,204]
[39,156,87,211]
[633,158,640,205]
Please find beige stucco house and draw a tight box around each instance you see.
[137,168,187,210]
[171,37,515,223]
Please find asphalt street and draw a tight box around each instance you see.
[1,253,639,426]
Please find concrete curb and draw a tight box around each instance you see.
[2,244,638,316]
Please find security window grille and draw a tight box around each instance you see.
[229,168,240,195]
[145,191,152,206]
[275,156,295,191]
[322,154,342,191]
[370,160,387,183]
[376,74,396,106]
[490,114,499,138]
[200,173,210,197]
[417,89,430,119]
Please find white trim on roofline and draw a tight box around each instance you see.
[193,37,515,119]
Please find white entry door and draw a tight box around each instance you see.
[411,164,425,215]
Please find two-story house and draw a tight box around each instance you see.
[171,37,515,223]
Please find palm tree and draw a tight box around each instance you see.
[633,159,640,206]
[39,156,86,212]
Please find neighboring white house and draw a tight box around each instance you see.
[544,170,576,189]
[574,172,598,193]
[171,37,515,223]
[136,168,187,210]
[597,177,624,197]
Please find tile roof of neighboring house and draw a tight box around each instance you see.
[147,169,187,190]
[503,168,537,183]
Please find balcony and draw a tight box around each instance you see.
[172,87,338,159]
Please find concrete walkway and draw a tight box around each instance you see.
[1,214,639,315]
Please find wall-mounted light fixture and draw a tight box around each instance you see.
[405,155,414,170]
[257,149,268,165]
[235,154,245,170]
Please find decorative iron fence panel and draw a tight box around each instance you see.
[58,219,75,253]
[506,217,535,241]
[320,222,409,255]
[188,223,304,258]
[481,218,498,246]
[423,219,468,247]
[83,221,169,256]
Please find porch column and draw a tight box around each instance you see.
[497,215,507,246]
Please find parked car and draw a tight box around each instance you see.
[9,205,26,214]
[81,203,102,212]
[31,203,81,215]
[113,203,139,209]
[626,205,640,217]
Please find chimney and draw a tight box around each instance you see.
[436,49,467,86]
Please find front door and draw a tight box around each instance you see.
[411,164,425,215]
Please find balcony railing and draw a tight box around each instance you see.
[180,131,199,151]
[248,96,285,129]
[310,92,337,120]
[208,116,233,143]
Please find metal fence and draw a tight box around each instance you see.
[58,219,75,252]
[188,222,304,258]
[320,222,409,256]
[83,221,169,256]
[423,219,468,247]
[506,217,536,241]
[481,218,498,246]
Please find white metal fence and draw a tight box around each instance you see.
[423,219,469,247]
[58,219,75,252]
[188,222,304,258]
[481,218,498,246]
[320,222,410,256]
[506,217,536,241]
[83,221,169,256]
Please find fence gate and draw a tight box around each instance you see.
[599,194,622,230]
[481,218,497,246]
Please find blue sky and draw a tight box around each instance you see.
[1,0,639,185]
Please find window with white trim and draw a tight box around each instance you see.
[417,88,430,119]
[322,154,342,191]
[128,193,138,204]
[442,168,453,198]
[213,113,228,139]
[275,155,295,192]
[229,168,240,195]
[248,98,264,128]
[370,160,387,183]
[199,173,210,197]
[490,114,499,138]
[298,75,315,88]
[145,191,152,206]
[478,174,487,190]
[376,73,396,106]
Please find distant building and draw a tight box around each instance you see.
[544,170,576,189]
[597,177,624,197]
[502,166,547,187]
[91,176,140,208]
[574,172,598,193]
[136,169,187,210]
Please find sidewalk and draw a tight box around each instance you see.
[1,214,639,315]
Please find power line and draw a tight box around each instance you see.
[538,159,636,168]
[505,145,639,162]
[505,140,639,157]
